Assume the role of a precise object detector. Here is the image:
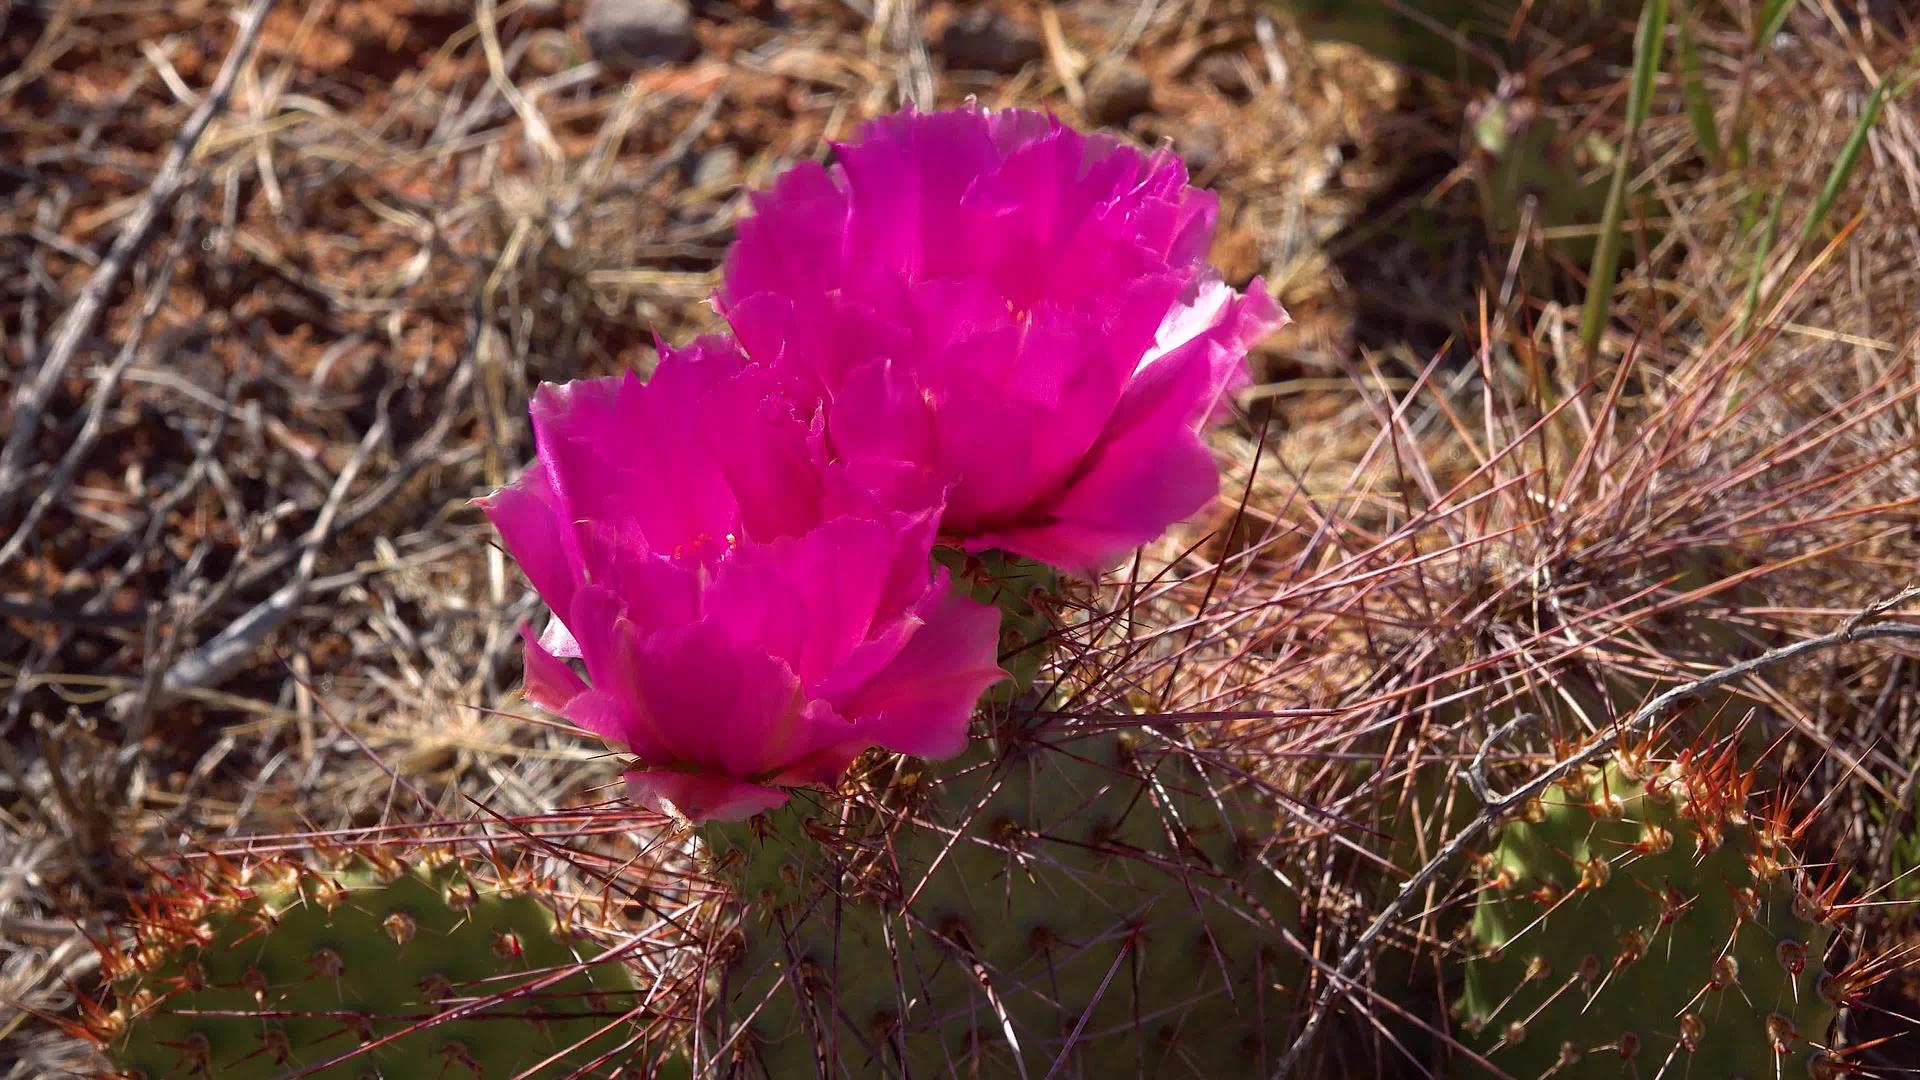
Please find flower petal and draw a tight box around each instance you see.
[519,623,587,715]
[702,516,904,687]
[825,358,938,468]
[965,428,1220,575]
[624,619,814,778]
[478,474,580,640]
[624,769,791,823]
[532,371,741,560]
[834,582,1004,759]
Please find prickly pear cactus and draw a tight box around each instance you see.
[1458,749,1842,1079]
[97,850,639,1079]
[701,729,1302,1076]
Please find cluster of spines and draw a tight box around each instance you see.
[77,845,642,1079]
[1458,738,1860,1078]
[699,722,1303,1076]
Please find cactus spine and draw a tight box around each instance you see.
[1458,745,1844,1078]
[698,555,1302,1075]
[702,733,1299,1075]
[96,849,639,1079]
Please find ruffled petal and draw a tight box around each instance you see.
[478,476,579,638]
[826,358,938,468]
[693,363,831,543]
[532,372,742,559]
[701,516,902,687]
[624,769,791,823]
[965,427,1220,575]
[560,688,671,763]
[1113,278,1284,433]
[624,620,812,777]
[722,161,851,306]
[833,583,1004,760]
[519,623,587,715]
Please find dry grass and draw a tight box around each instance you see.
[2,0,1917,1076]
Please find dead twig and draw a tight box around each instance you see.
[0,187,203,571]
[0,0,278,515]
[106,397,391,727]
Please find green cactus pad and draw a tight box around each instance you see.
[1458,753,1840,1079]
[702,730,1302,1076]
[937,547,1062,704]
[102,852,639,1079]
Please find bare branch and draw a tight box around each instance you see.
[0,0,278,514]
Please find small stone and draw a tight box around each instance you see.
[689,144,741,190]
[937,9,1042,74]
[582,0,696,69]
[1083,58,1152,126]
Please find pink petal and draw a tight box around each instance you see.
[1111,279,1284,434]
[701,516,900,687]
[825,358,938,467]
[478,478,579,638]
[825,459,947,526]
[652,333,753,392]
[723,293,913,404]
[624,620,813,777]
[869,507,944,626]
[561,688,670,763]
[722,162,850,305]
[624,769,791,824]
[966,428,1220,575]
[834,584,1004,760]
[919,289,1166,529]
[768,739,868,788]
[519,624,587,714]
[963,283,1281,572]
[594,547,703,634]
[693,365,832,543]
[923,390,1048,529]
[531,372,742,560]
[836,108,1004,281]
[565,586,644,710]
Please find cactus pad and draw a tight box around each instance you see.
[702,729,1302,1075]
[1458,749,1842,1078]
[98,850,639,1078]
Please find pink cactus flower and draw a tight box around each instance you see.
[480,338,1004,823]
[718,105,1287,575]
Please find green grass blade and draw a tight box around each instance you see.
[1675,2,1720,164]
[1755,0,1793,54]
[1736,189,1784,337]
[1579,0,1668,358]
[1624,0,1666,129]
[1738,69,1907,340]
[1795,73,1899,252]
